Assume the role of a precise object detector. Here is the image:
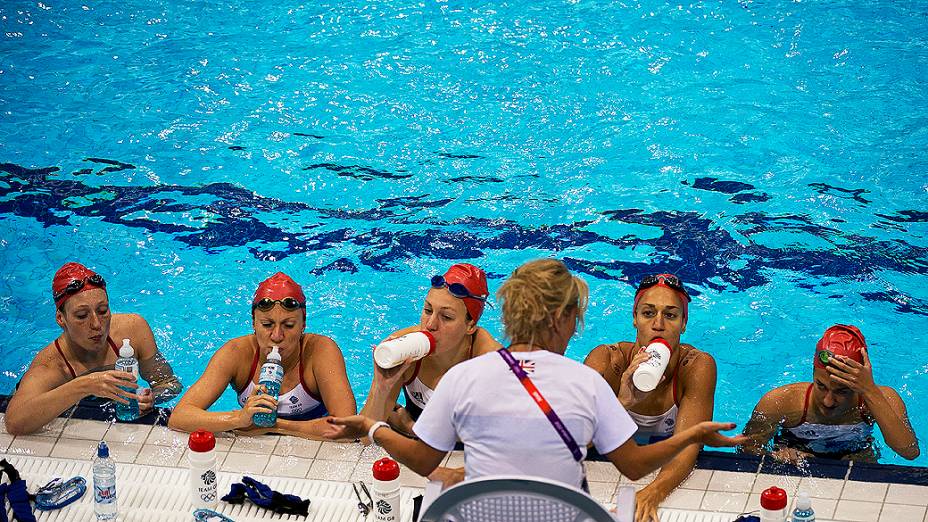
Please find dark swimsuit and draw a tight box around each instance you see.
[773,383,875,459]
[55,336,120,378]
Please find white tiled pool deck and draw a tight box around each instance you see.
[2,413,927,521]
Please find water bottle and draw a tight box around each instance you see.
[791,492,815,522]
[252,346,283,427]
[114,338,140,421]
[93,441,117,521]
[371,457,401,522]
[188,429,218,509]
[632,338,672,392]
[760,486,788,522]
[373,331,436,369]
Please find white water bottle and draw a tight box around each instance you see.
[188,429,218,509]
[632,338,672,392]
[760,486,788,522]
[93,441,117,521]
[791,492,815,522]
[371,457,401,522]
[252,346,283,427]
[374,331,436,369]
[115,338,140,421]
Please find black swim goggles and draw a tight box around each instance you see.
[252,297,306,312]
[636,273,691,302]
[431,275,487,301]
[53,274,106,302]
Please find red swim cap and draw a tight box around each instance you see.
[52,262,106,308]
[252,272,306,306]
[442,263,488,323]
[814,324,866,369]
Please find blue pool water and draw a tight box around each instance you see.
[1,1,926,466]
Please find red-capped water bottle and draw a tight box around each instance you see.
[760,486,788,522]
[371,457,401,522]
[188,429,218,509]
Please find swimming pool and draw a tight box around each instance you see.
[1,0,925,466]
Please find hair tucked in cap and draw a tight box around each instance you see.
[814,324,866,369]
[52,262,106,309]
[441,263,489,323]
[253,272,306,306]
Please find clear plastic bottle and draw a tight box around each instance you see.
[93,441,118,521]
[114,338,139,421]
[791,492,815,522]
[373,331,436,369]
[632,338,672,392]
[252,346,283,427]
[371,457,401,522]
[188,429,218,509]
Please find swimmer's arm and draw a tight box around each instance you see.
[5,362,134,435]
[583,344,622,395]
[358,326,418,422]
[864,386,920,460]
[124,314,182,403]
[637,354,717,520]
[311,336,357,416]
[739,386,792,455]
[167,343,251,433]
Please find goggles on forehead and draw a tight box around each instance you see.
[431,275,487,302]
[252,297,305,312]
[636,273,691,302]
[53,274,106,302]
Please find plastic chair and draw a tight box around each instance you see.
[418,475,635,522]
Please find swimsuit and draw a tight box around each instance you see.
[401,334,475,420]
[774,383,874,459]
[237,339,328,421]
[627,363,680,445]
[55,337,119,379]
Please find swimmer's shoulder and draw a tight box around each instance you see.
[754,382,808,423]
[471,326,503,356]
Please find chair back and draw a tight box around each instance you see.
[418,475,618,522]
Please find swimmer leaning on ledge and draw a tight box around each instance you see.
[4,262,182,436]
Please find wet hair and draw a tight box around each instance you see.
[497,259,589,343]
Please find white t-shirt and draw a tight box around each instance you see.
[413,350,637,489]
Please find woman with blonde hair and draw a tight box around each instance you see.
[329,259,744,491]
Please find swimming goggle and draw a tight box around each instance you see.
[431,275,487,301]
[636,274,691,302]
[53,274,106,302]
[252,297,305,312]
[818,350,833,366]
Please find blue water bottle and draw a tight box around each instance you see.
[114,338,140,421]
[93,441,117,520]
[791,492,815,522]
[252,345,283,427]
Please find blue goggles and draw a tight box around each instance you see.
[431,275,487,301]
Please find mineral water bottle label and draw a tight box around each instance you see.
[95,483,116,504]
[259,363,283,384]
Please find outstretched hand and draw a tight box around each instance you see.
[826,347,878,396]
[326,415,375,441]
[693,421,748,448]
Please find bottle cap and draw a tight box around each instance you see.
[795,491,812,510]
[647,337,671,350]
[760,486,787,510]
[420,331,436,352]
[119,338,134,358]
[188,429,216,452]
[97,441,110,458]
[267,346,281,362]
[372,457,400,481]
